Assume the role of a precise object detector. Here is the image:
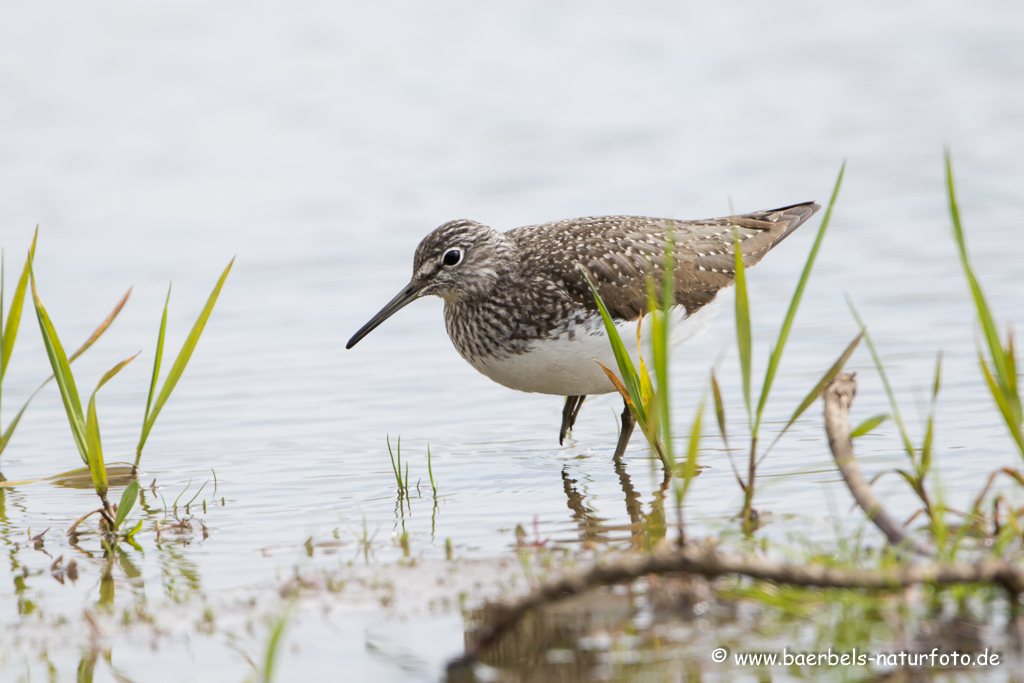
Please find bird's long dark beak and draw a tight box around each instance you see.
[346,281,426,349]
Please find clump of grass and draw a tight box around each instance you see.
[0,230,129,464]
[1,285,131,472]
[841,152,1024,552]
[583,235,713,541]
[585,164,857,534]
[26,247,233,537]
[581,235,679,468]
[386,437,442,535]
[387,435,410,505]
[171,478,211,516]
[458,157,1024,671]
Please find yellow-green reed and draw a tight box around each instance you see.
[29,261,137,525]
[579,268,655,452]
[387,435,410,500]
[580,231,681,468]
[848,299,945,530]
[2,231,130,462]
[946,150,1022,457]
[136,257,235,466]
[21,247,231,533]
[0,229,38,455]
[726,163,848,531]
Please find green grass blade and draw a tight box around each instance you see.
[427,445,437,495]
[655,235,676,464]
[1,249,4,418]
[644,278,662,426]
[893,468,926,502]
[260,606,291,683]
[851,414,889,438]
[755,162,844,430]
[581,268,643,412]
[388,435,400,487]
[1007,331,1018,399]
[142,284,171,432]
[765,332,862,455]
[1,251,3,427]
[710,369,729,449]
[980,351,1024,456]
[946,151,1022,435]
[113,480,141,529]
[97,353,139,394]
[29,266,87,463]
[85,393,108,499]
[0,390,34,454]
[1,228,38,384]
[920,352,942,474]
[637,306,655,411]
[136,258,234,458]
[0,380,50,455]
[677,399,703,501]
[0,288,129,457]
[84,354,137,501]
[946,152,1010,382]
[964,250,1014,392]
[183,479,209,508]
[596,361,636,406]
[125,519,144,541]
[67,288,132,364]
[732,229,752,426]
[847,298,916,462]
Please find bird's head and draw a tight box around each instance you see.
[410,220,516,302]
[346,219,516,349]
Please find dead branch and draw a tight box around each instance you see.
[824,373,933,557]
[448,542,1024,670]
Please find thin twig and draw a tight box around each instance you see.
[824,373,933,557]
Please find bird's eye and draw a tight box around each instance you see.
[442,248,463,267]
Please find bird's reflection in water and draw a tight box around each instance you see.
[457,460,715,683]
[561,456,675,551]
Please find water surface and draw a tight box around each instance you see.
[1,1,1022,680]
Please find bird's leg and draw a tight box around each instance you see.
[612,399,635,461]
[559,395,586,445]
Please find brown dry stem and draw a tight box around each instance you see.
[824,372,933,557]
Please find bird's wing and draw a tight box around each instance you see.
[513,202,820,321]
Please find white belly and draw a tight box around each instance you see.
[467,297,723,396]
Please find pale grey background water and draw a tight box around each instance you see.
[1,1,1022,681]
